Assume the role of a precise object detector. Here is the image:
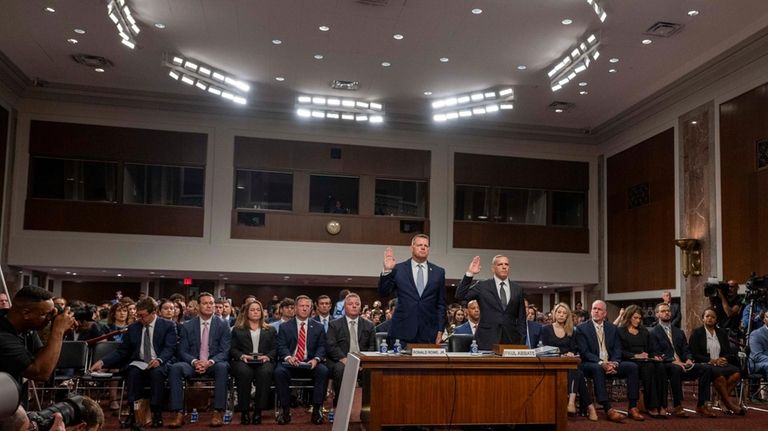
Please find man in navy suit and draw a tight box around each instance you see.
[325,293,376,407]
[454,300,480,337]
[167,293,231,428]
[525,319,542,348]
[90,297,176,428]
[650,302,715,417]
[456,255,525,349]
[378,234,447,345]
[274,295,328,425]
[576,300,642,423]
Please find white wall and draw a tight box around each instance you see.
[6,98,600,285]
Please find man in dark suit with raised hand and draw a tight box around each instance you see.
[650,302,715,418]
[455,255,525,349]
[326,292,376,407]
[274,295,328,425]
[576,300,642,423]
[167,292,231,428]
[90,297,176,428]
[378,234,447,345]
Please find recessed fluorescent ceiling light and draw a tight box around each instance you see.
[319,25,330,31]
[393,34,404,40]
[314,54,324,60]
[431,86,514,122]
[578,82,588,87]
[609,57,619,63]
[154,23,165,29]
[579,90,588,95]
[687,10,699,16]
[275,76,285,81]
[44,6,56,13]
[561,19,573,25]
[585,0,608,22]
[94,68,105,73]
[381,61,391,67]
[296,94,385,123]
[547,33,600,92]
[471,8,482,14]
[423,91,433,96]
[272,39,282,44]
[107,0,140,49]
[608,68,617,73]
[67,38,78,44]
[164,53,249,105]
[74,28,86,34]
[642,39,653,45]
[516,65,527,70]
[439,57,449,63]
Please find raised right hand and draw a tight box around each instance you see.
[383,247,396,271]
[468,256,481,274]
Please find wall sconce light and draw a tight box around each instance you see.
[674,238,702,278]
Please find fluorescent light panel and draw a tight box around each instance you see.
[163,53,250,105]
[295,93,385,123]
[585,0,608,22]
[430,86,514,122]
[107,0,139,49]
[548,33,600,92]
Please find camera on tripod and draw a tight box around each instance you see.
[704,280,730,298]
[745,274,768,305]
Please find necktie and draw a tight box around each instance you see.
[322,318,328,333]
[349,320,360,353]
[596,324,608,361]
[472,324,477,335]
[199,322,210,362]
[142,325,152,362]
[665,326,681,361]
[499,281,508,307]
[296,322,306,362]
[416,264,425,296]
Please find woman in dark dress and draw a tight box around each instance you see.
[540,302,597,421]
[617,305,667,418]
[230,300,277,424]
[689,307,745,415]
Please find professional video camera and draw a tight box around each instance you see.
[27,395,87,431]
[704,280,729,298]
[745,273,768,305]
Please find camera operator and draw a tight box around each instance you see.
[15,395,104,431]
[0,286,76,407]
[710,280,744,334]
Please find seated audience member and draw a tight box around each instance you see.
[274,295,328,425]
[90,297,177,428]
[524,300,542,348]
[689,307,745,415]
[107,302,130,342]
[441,307,466,341]
[66,302,107,342]
[749,309,768,381]
[0,291,10,309]
[662,291,681,327]
[375,299,397,347]
[183,300,198,321]
[221,300,236,327]
[313,295,333,333]
[159,299,177,322]
[333,289,350,319]
[650,302,715,417]
[616,305,667,418]
[270,298,296,333]
[454,300,480,337]
[230,300,276,425]
[326,293,376,408]
[576,300,642,423]
[541,303,596,420]
[167,293,232,428]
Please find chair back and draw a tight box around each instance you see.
[89,341,121,366]
[448,334,474,352]
[375,332,388,349]
[57,341,89,370]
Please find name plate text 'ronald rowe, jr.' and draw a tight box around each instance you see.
[412,348,447,356]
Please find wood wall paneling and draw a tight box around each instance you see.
[606,128,675,294]
[453,222,589,253]
[719,83,768,279]
[25,199,204,237]
[454,153,589,191]
[62,281,142,304]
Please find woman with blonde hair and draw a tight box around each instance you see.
[540,302,596,420]
[229,300,276,424]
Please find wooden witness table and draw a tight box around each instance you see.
[354,352,578,431]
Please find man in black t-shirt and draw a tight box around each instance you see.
[710,280,744,334]
[0,286,75,406]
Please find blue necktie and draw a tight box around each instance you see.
[322,318,328,333]
[416,264,425,296]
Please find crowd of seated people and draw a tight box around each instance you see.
[15,285,767,429]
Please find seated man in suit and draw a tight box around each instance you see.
[454,300,480,337]
[750,309,768,376]
[662,290,681,327]
[522,300,542,348]
[649,302,715,417]
[269,298,295,333]
[167,292,232,428]
[326,292,376,407]
[90,297,177,428]
[274,295,329,425]
[576,300,642,423]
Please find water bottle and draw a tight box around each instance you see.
[470,339,479,355]
[379,339,388,353]
[328,409,335,423]
[190,409,198,424]
[393,339,402,354]
[223,410,232,425]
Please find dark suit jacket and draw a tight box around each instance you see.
[453,321,474,336]
[576,320,623,363]
[101,317,177,368]
[276,318,326,362]
[670,303,681,328]
[378,259,446,343]
[178,316,231,364]
[325,317,377,363]
[525,320,542,348]
[229,325,277,362]
[455,276,525,349]
[688,325,736,365]
[649,323,693,362]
